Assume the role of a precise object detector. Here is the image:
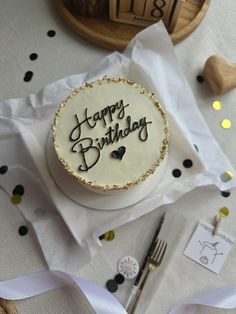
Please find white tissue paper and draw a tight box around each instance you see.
[0,22,235,272]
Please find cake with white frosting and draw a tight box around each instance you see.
[52,77,169,194]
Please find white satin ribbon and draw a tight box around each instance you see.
[1,271,236,314]
[169,285,236,313]
[0,270,127,314]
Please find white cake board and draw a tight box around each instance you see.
[46,132,167,210]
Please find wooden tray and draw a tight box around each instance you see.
[53,0,211,51]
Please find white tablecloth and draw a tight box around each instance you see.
[0,1,236,313]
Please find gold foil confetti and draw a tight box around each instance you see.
[104,230,115,241]
[212,100,222,110]
[221,119,231,129]
[11,194,22,204]
[219,207,229,217]
[220,171,233,182]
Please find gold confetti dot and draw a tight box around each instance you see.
[220,171,233,182]
[11,194,22,204]
[212,100,222,110]
[221,119,231,129]
[104,230,115,241]
[219,207,229,217]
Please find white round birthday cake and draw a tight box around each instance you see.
[52,77,169,196]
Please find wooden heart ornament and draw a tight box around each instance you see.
[111,146,126,160]
[203,55,236,95]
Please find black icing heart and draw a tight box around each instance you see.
[111,146,126,160]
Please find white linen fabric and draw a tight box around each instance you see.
[1,269,236,314]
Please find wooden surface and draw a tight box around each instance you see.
[53,0,211,51]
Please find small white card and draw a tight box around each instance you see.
[184,220,234,273]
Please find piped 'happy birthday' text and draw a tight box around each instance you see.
[69,99,152,171]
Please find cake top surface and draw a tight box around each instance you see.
[52,77,169,191]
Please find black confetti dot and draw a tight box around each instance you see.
[196,75,204,83]
[18,225,28,236]
[47,30,56,37]
[13,185,25,196]
[99,234,105,240]
[106,279,118,293]
[24,71,33,82]
[114,273,125,285]
[0,165,8,174]
[29,53,38,61]
[183,159,193,168]
[172,169,182,178]
[221,191,230,198]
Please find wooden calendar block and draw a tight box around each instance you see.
[73,0,109,18]
[143,0,173,22]
[169,0,185,32]
[119,0,131,13]
[109,0,184,31]
[133,0,146,16]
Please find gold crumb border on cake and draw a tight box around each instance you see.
[52,77,169,191]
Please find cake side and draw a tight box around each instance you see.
[52,77,169,191]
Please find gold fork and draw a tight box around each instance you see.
[127,239,167,314]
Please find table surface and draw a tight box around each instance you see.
[1,1,236,313]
